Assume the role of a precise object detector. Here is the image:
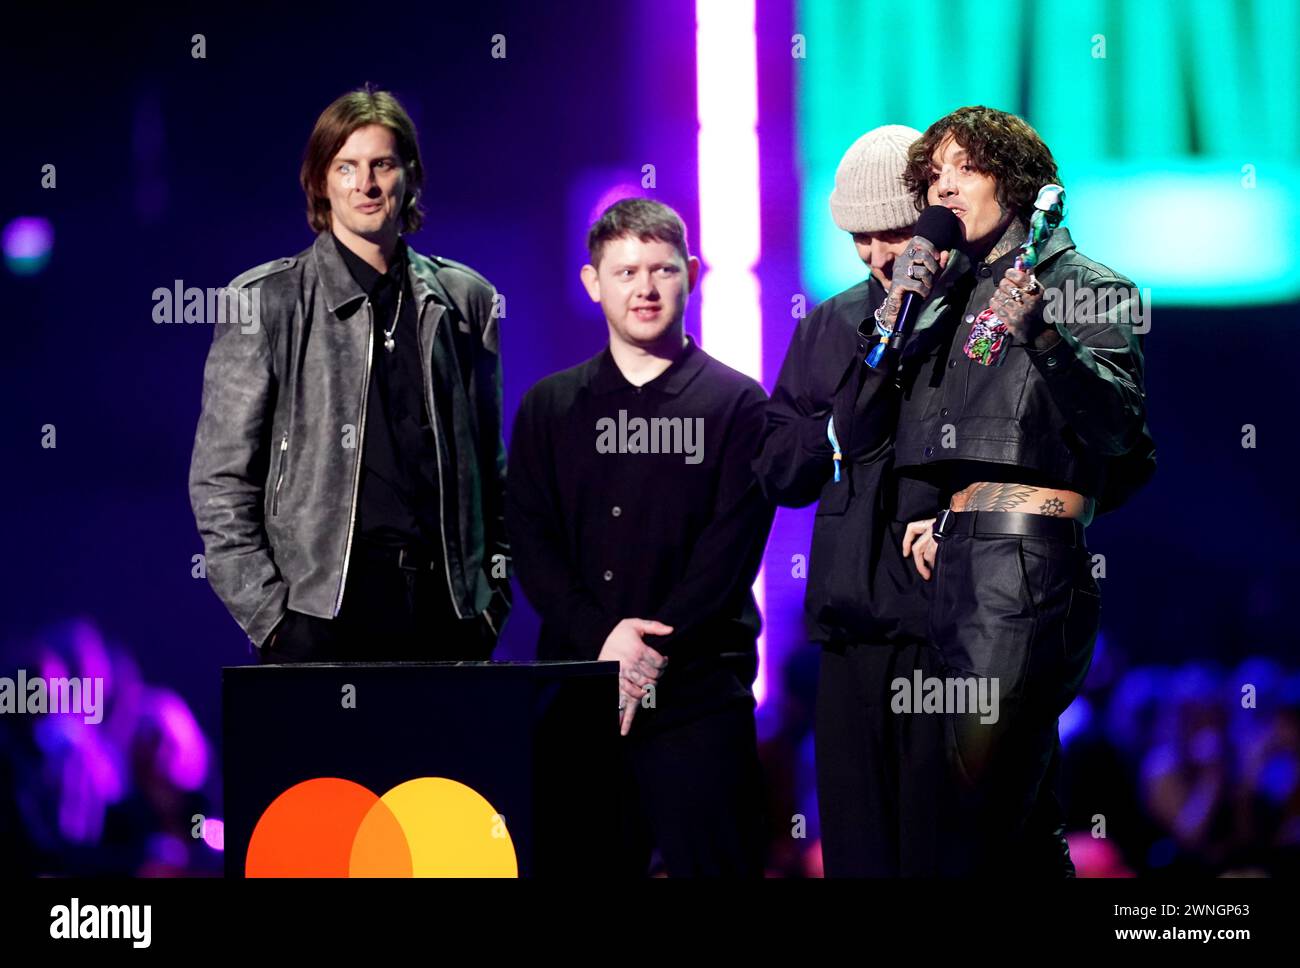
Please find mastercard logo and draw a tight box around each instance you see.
[246,776,518,877]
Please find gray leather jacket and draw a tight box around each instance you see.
[189,231,510,648]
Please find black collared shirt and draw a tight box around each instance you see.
[506,336,775,729]
[332,233,441,549]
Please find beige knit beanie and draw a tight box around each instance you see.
[829,124,921,233]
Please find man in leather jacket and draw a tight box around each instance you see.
[887,106,1155,876]
[188,87,509,662]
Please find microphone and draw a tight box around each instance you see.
[864,205,963,368]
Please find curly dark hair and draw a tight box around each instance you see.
[902,106,1060,220]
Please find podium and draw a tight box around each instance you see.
[222,660,621,878]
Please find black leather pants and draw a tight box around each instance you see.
[928,512,1100,877]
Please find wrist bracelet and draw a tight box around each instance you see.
[873,305,894,338]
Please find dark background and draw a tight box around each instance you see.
[3,1,1298,877]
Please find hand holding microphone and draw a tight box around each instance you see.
[863,205,963,368]
[881,237,947,328]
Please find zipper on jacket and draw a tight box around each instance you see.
[418,300,465,619]
[272,434,288,515]
[334,301,375,616]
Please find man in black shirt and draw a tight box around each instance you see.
[190,87,508,663]
[506,198,773,876]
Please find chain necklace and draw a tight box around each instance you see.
[383,285,403,353]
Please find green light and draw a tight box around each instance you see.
[797,0,1300,306]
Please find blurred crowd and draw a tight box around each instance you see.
[0,619,221,876]
[3,618,1297,878]
[759,635,1300,878]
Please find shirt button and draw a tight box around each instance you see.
[978,266,993,278]
[603,570,614,581]
[1045,356,1058,368]
[964,314,975,324]
[611,506,621,517]
[923,446,934,458]
[948,359,958,369]
[633,387,643,394]
[940,408,949,418]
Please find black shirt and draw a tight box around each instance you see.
[332,233,441,550]
[506,336,775,729]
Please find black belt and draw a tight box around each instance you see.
[353,539,442,571]
[932,509,1085,548]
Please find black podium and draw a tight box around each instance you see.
[223,660,621,878]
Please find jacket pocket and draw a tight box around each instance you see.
[272,433,288,516]
[808,459,890,640]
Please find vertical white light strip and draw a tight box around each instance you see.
[696,0,767,706]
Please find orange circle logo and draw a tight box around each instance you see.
[246,777,518,877]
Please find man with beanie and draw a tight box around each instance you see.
[754,125,952,876]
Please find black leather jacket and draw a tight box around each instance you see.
[188,231,510,648]
[893,228,1155,512]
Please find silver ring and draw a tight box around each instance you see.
[907,264,919,280]
[1024,278,1041,295]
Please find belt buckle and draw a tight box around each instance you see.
[933,508,953,541]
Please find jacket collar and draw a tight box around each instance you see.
[312,230,454,317]
[407,250,456,316]
[907,226,1078,346]
[588,333,705,397]
[312,230,367,315]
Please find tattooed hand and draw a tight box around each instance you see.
[881,237,950,328]
[991,266,1058,348]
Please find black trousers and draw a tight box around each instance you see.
[258,541,494,663]
[815,639,948,877]
[618,701,766,877]
[815,566,1089,875]
[928,520,1100,877]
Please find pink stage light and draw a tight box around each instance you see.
[696,0,766,706]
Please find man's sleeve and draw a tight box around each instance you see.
[753,306,838,507]
[475,284,512,637]
[651,385,776,659]
[1026,269,1148,457]
[504,388,618,658]
[188,285,288,648]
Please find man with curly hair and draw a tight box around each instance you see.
[882,106,1155,876]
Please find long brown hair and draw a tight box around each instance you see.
[299,85,425,234]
